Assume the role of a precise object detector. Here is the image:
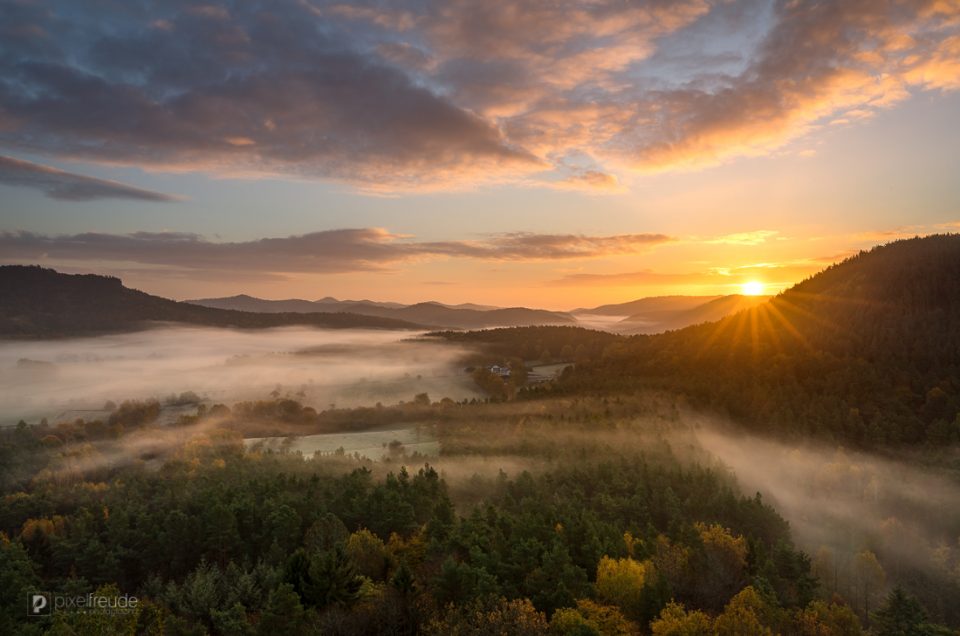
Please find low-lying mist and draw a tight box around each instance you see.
[0,326,478,426]
[693,422,960,605]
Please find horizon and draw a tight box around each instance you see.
[0,231,938,312]
[1,1,959,308]
[4,260,783,313]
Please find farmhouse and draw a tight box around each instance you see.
[488,364,511,378]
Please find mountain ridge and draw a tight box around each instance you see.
[187,293,575,329]
[0,266,428,337]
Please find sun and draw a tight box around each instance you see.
[741,280,765,296]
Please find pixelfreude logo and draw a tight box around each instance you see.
[28,591,138,616]
[29,593,51,616]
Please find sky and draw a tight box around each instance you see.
[0,0,959,310]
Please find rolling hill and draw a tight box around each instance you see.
[572,295,721,317]
[0,266,426,337]
[188,295,408,314]
[188,295,575,329]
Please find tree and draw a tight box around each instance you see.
[0,535,42,635]
[853,549,886,621]
[413,393,431,406]
[694,523,748,610]
[425,597,548,636]
[650,601,713,636]
[549,607,602,636]
[871,587,928,636]
[594,556,652,618]
[526,542,590,614]
[345,528,390,581]
[432,557,498,607]
[508,358,529,386]
[304,513,349,553]
[258,583,310,636]
[793,600,861,636]
[713,587,775,636]
[285,547,361,609]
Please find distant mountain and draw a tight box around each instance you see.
[617,294,771,334]
[313,297,406,309]
[0,266,426,337]
[189,295,326,314]
[570,294,769,334]
[437,302,502,311]
[572,295,721,317]
[188,295,572,329]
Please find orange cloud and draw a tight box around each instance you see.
[547,260,824,291]
[0,228,673,278]
[703,230,780,245]
[1,0,958,190]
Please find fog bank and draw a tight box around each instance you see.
[0,326,477,426]
[694,424,960,600]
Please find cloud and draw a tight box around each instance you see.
[703,230,779,245]
[0,1,541,191]
[547,270,707,287]
[547,260,822,287]
[621,0,960,171]
[0,228,672,276]
[554,170,622,191]
[418,232,673,260]
[0,155,177,202]
[0,0,957,190]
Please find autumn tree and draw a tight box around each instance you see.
[595,556,653,619]
[713,587,775,636]
[649,601,712,636]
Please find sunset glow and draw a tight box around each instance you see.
[2,4,960,631]
[742,281,766,296]
[0,1,957,308]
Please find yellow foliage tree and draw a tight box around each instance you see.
[694,523,748,609]
[792,600,861,636]
[345,528,390,581]
[595,556,652,618]
[650,601,712,636]
[714,587,774,636]
[425,597,548,636]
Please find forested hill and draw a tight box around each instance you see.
[0,266,425,337]
[560,235,960,445]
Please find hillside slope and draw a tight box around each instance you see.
[0,266,425,337]
[562,235,960,444]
